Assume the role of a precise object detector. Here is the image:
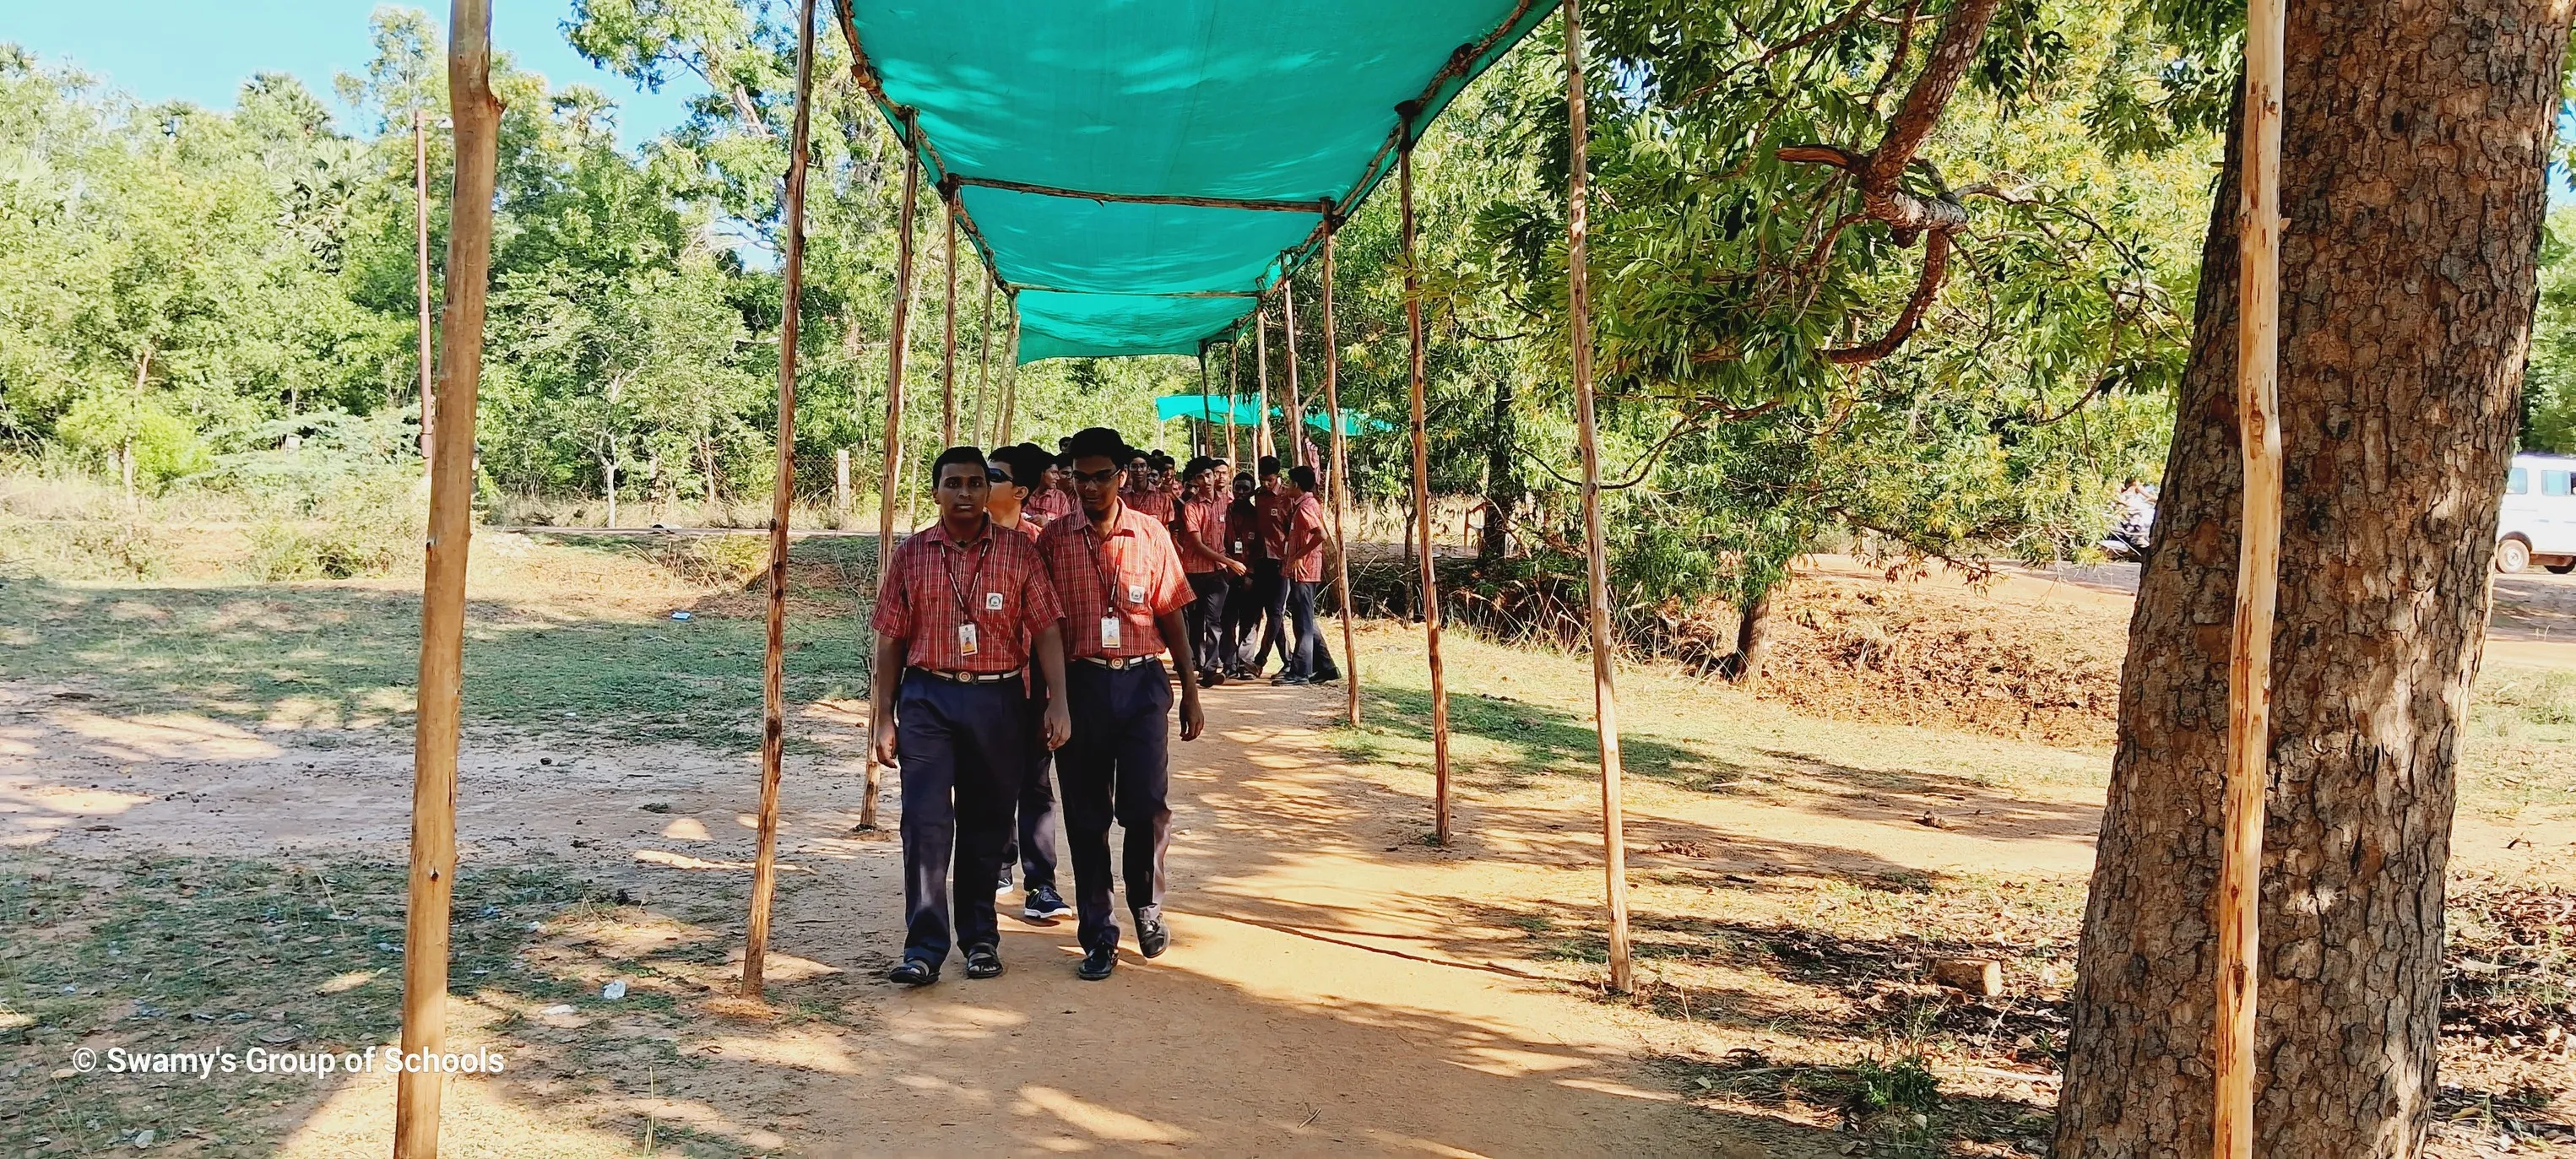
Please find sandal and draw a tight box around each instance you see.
[963,945,1004,979]
[887,957,938,986]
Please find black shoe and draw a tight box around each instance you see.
[1201,669,1226,687]
[1022,885,1073,923]
[963,945,1003,979]
[887,957,938,986]
[1137,918,1170,959]
[1076,944,1117,981]
[1272,674,1309,685]
[995,868,1013,895]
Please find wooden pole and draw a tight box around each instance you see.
[1560,0,1630,994]
[1255,311,1276,463]
[393,3,497,1154]
[1198,348,1216,458]
[1283,284,1308,468]
[740,0,819,1002]
[1398,144,1450,839]
[997,313,1020,442]
[1321,231,1363,728]
[940,195,959,447]
[973,276,993,447]
[2213,0,2285,1152]
[859,116,922,832]
[415,108,435,471]
[1225,339,1241,468]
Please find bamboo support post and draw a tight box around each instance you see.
[1255,311,1275,462]
[940,196,959,447]
[1397,145,1449,838]
[860,116,923,831]
[1198,348,1217,457]
[1560,0,1630,994]
[997,313,1020,441]
[415,109,434,468]
[1283,284,1308,468]
[973,277,993,446]
[740,0,820,1002]
[393,3,498,1154]
[2213,0,2285,1153]
[1225,340,1241,468]
[1321,231,1362,728]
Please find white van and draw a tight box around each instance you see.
[2497,452,2576,573]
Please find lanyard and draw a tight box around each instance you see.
[938,530,993,626]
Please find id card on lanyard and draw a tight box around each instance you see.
[1085,523,1136,652]
[941,537,991,659]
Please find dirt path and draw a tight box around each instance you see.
[4,676,1805,1155]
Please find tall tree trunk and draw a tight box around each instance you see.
[602,450,619,529]
[1723,586,1776,691]
[2053,3,2569,1155]
[1482,372,1520,561]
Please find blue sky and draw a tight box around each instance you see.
[8,1,699,149]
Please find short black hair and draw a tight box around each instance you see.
[1232,474,1255,492]
[931,445,987,483]
[1065,426,1133,465]
[988,444,1051,488]
[1257,455,1282,478]
[1288,464,1319,492]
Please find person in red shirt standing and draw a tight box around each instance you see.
[1223,471,1263,680]
[1274,463,1331,684]
[1035,427,1202,981]
[1248,456,1291,674]
[870,447,1071,985]
[1024,447,1076,524]
[1174,458,1247,687]
[983,443,1075,923]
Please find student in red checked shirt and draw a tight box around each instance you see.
[870,446,1071,987]
[980,443,1076,923]
[1276,463,1331,685]
[1034,426,1202,982]
[1173,458,1248,687]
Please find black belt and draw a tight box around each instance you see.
[908,667,1023,684]
[1076,655,1158,670]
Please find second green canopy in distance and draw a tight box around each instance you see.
[1156,394,1391,437]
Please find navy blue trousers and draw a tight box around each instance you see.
[1056,661,1173,952]
[894,672,1028,965]
[1187,572,1234,677]
[999,673,1060,891]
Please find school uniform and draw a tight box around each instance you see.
[1283,491,1329,680]
[871,517,1064,969]
[990,517,1060,901]
[1033,501,1195,955]
[1027,485,1076,523]
[1251,485,1292,669]
[1223,492,1263,667]
[1124,485,1175,524]
[1178,495,1235,680]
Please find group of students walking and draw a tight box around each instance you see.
[865,425,1340,985]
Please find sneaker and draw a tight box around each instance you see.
[995,869,1014,896]
[1137,918,1170,959]
[1076,944,1117,981]
[1022,885,1073,923]
[1272,674,1310,686]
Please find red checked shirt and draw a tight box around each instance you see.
[1035,501,1194,659]
[1027,485,1076,523]
[870,517,1063,673]
[1227,494,1262,563]
[1284,493,1326,583]
[1256,488,1291,559]
[1125,486,1174,524]
[1178,497,1231,575]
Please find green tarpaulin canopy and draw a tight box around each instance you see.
[836,0,1554,363]
[1154,394,1390,436]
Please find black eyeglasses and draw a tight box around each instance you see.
[986,469,1013,485]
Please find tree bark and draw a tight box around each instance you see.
[1723,586,1776,691]
[2053,3,2569,1154]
